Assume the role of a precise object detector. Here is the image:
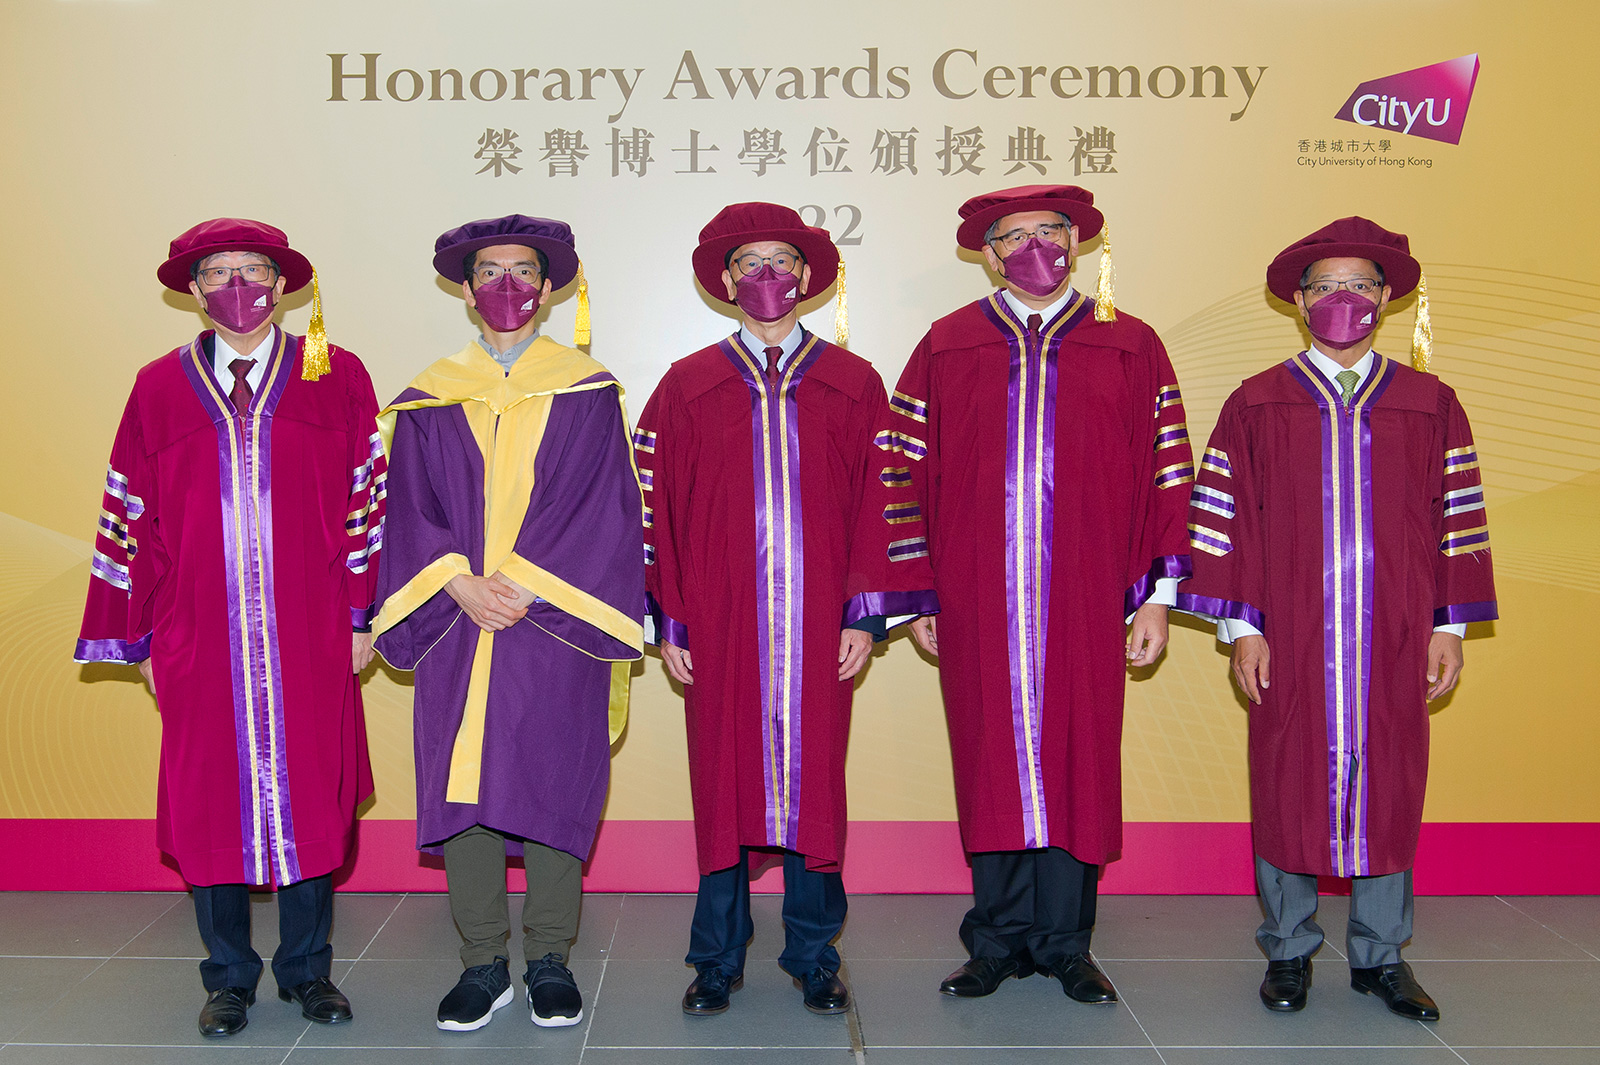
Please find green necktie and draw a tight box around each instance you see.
[1335,369,1359,407]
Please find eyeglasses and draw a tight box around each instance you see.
[990,222,1069,251]
[473,264,544,285]
[1302,277,1382,298]
[730,252,801,277]
[196,263,277,286]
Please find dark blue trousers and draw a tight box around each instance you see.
[192,874,333,992]
[961,847,1098,968]
[687,849,846,979]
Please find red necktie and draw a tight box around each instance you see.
[228,358,254,415]
[764,346,784,386]
[1027,313,1043,337]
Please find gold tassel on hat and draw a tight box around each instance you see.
[1411,270,1433,372]
[573,260,591,347]
[300,269,330,381]
[1093,220,1117,323]
[834,257,850,347]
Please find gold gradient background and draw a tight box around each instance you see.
[2,2,1595,833]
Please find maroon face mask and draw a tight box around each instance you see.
[999,236,1071,297]
[1306,290,1380,350]
[473,273,542,333]
[734,264,801,322]
[202,275,276,334]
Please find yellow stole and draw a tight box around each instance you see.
[373,337,642,803]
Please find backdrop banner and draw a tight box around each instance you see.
[2,0,1595,893]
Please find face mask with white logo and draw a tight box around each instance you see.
[1306,289,1380,350]
[202,275,276,334]
[734,264,801,322]
[999,236,1071,297]
[473,273,542,333]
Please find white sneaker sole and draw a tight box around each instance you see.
[437,985,514,1031]
[529,1001,583,1028]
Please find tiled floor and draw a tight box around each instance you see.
[1,891,1596,1063]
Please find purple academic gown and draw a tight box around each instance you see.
[374,380,643,860]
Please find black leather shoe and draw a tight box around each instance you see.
[939,956,1025,997]
[682,968,743,1016]
[1044,953,1118,1004]
[797,967,851,1015]
[198,986,254,1037]
[278,976,353,1024]
[1351,961,1440,1021]
[1260,957,1312,1012]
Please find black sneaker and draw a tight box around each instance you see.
[525,953,583,1027]
[437,957,513,1031]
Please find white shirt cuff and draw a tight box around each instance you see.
[1218,617,1263,645]
[1434,623,1467,638]
[1148,577,1178,607]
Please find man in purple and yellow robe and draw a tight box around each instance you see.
[1178,216,1497,1021]
[76,218,381,1036]
[373,214,642,1032]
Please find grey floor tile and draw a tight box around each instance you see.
[867,1049,1164,1064]
[1400,897,1591,961]
[1453,1051,1600,1064]
[290,957,585,1055]
[0,891,183,957]
[0,1046,290,1064]
[353,893,464,961]
[1110,959,1438,1048]
[0,956,107,1041]
[1092,895,1277,960]
[286,1049,584,1063]
[1499,896,1600,959]
[582,958,850,1050]
[846,958,1152,1049]
[601,894,700,960]
[1413,959,1600,1048]
[835,893,972,960]
[1157,1050,1461,1064]
[581,1052,859,1065]
[5,956,319,1047]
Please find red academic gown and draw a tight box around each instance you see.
[890,292,1193,863]
[1177,351,1497,878]
[638,330,939,875]
[76,329,380,887]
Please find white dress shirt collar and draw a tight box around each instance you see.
[739,322,805,368]
[210,326,277,395]
[1000,286,1078,326]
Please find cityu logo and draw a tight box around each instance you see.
[1334,54,1479,146]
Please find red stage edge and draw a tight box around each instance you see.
[3,820,1596,894]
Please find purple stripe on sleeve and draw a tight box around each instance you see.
[841,589,941,627]
[1173,592,1266,633]
[1434,600,1498,626]
[645,591,689,649]
[74,632,153,664]
[1124,554,1193,617]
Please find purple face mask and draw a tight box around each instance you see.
[202,275,276,334]
[473,273,542,333]
[1306,289,1380,350]
[734,264,802,322]
[999,236,1071,297]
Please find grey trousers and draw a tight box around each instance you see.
[1255,855,1413,969]
[443,824,582,969]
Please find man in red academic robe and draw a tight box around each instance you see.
[892,185,1193,1004]
[75,218,381,1037]
[1177,217,1497,1021]
[638,202,938,1017]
